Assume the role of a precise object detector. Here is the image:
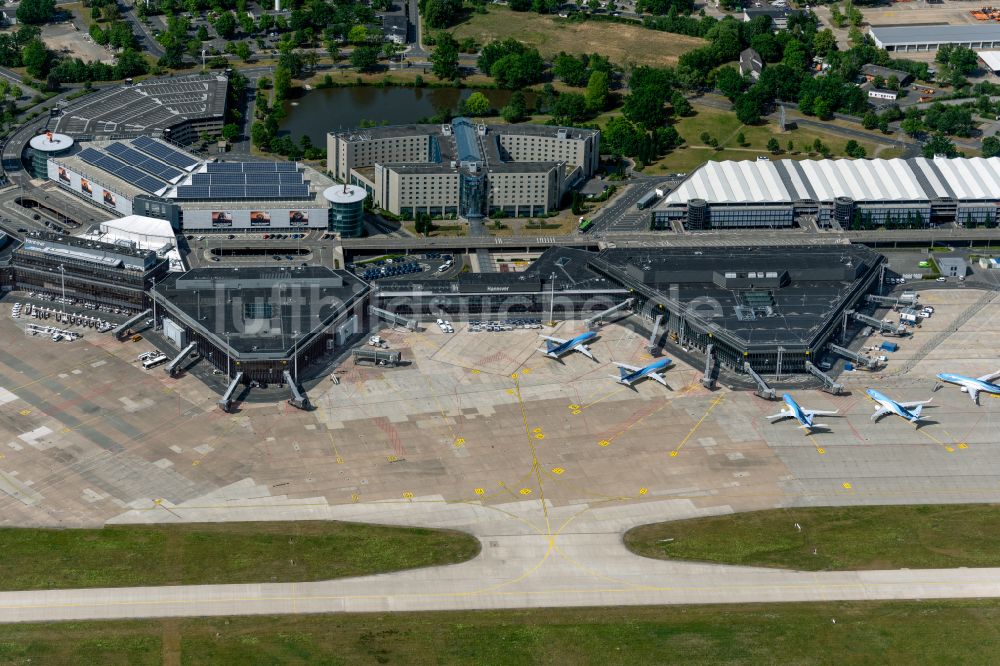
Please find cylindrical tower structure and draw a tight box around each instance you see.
[833,196,854,226]
[27,132,74,179]
[686,198,708,230]
[323,184,367,237]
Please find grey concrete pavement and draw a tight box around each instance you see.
[4,494,1000,622]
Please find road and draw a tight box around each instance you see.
[3,499,1000,622]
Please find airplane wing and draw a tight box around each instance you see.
[648,372,669,388]
[968,387,980,405]
[897,399,932,409]
[803,409,839,417]
[613,362,641,372]
[574,344,595,360]
[539,335,567,344]
[977,370,1000,383]
[871,406,892,421]
[765,409,793,421]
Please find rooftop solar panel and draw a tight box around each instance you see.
[176,186,211,198]
[78,146,166,194]
[106,142,185,181]
[131,135,199,169]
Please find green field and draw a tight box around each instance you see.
[645,104,905,174]
[625,505,1000,571]
[0,521,479,590]
[5,600,1000,664]
[447,7,705,67]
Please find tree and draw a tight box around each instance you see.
[550,92,588,123]
[463,91,490,116]
[501,91,528,123]
[585,70,609,113]
[862,112,878,130]
[553,53,588,87]
[622,86,665,130]
[430,32,461,81]
[422,0,462,29]
[781,40,807,72]
[845,139,866,158]
[347,25,370,43]
[735,131,745,146]
[900,114,923,137]
[670,90,691,117]
[214,13,238,39]
[251,121,272,150]
[222,123,241,142]
[983,134,1000,158]
[490,49,545,88]
[767,137,780,154]
[22,40,51,78]
[415,212,433,235]
[733,91,764,124]
[351,45,381,72]
[16,0,56,25]
[235,41,252,62]
[787,139,794,152]
[813,29,837,57]
[273,65,292,100]
[921,132,958,158]
[715,66,745,102]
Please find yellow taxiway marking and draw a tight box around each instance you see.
[327,432,345,464]
[669,395,725,457]
[806,433,825,455]
[575,385,629,412]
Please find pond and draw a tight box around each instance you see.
[279,86,533,145]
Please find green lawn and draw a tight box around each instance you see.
[6,601,1000,664]
[624,505,1000,571]
[643,104,905,175]
[0,521,479,590]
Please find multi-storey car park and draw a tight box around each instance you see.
[652,156,1000,231]
[41,135,362,235]
[328,118,600,219]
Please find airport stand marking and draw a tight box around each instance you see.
[639,487,648,495]
[571,410,581,415]
[471,369,481,374]
[535,434,545,440]
[402,491,414,500]
[959,443,969,449]
[519,488,532,495]
[568,404,580,410]
[598,440,611,447]
[842,482,852,490]
[551,467,564,475]
[669,451,678,457]
[18,409,30,416]
[351,493,360,503]
[532,428,543,434]
[817,447,826,455]
[474,488,485,496]
[454,437,465,448]
[387,455,398,462]
[192,459,201,466]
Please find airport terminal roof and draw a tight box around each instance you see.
[870,24,1000,46]
[51,74,228,137]
[659,157,1000,206]
[155,266,369,355]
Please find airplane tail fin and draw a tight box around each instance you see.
[911,405,924,421]
[545,340,558,352]
[619,366,630,379]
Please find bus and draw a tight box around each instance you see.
[578,218,593,233]
[142,353,169,370]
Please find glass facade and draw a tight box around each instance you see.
[328,198,364,237]
[459,171,487,219]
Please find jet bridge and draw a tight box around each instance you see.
[701,343,717,389]
[646,313,664,353]
[585,298,634,330]
[112,309,151,340]
[165,342,197,377]
[369,306,416,331]
[852,311,895,334]
[283,369,310,410]
[743,362,776,400]
[805,361,844,395]
[218,372,243,412]
[827,343,880,370]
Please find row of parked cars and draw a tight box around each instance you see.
[469,318,543,332]
[357,259,424,281]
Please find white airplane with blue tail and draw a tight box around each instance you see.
[766,393,839,433]
[866,388,931,426]
[936,370,1000,404]
[536,331,598,360]
[609,358,673,387]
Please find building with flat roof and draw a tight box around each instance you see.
[45,136,354,234]
[151,266,369,385]
[860,64,913,85]
[652,156,1000,230]
[11,231,169,309]
[742,7,802,30]
[328,118,600,219]
[373,244,883,376]
[870,25,1000,53]
[978,50,1000,75]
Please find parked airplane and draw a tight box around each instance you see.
[866,388,931,426]
[765,393,839,432]
[610,358,672,387]
[536,331,598,360]
[935,371,1000,404]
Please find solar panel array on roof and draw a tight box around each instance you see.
[131,135,199,169]
[189,172,304,185]
[205,161,298,173]
[173,184,311,199]
[105,142,184,181]
[77,147,166,194]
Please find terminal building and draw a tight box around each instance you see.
[328,118,600,219]
[11,231,169,309]
[41,135,359,235]
[652,156,1000,230]
[374,244,883,375]
[151,266,370,385]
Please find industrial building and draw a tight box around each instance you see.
[860,64,913,86]
[11,231,169,309]
[374,244,883,375]
[328,118,600,219]
[870,25,1000,53]
[977,50,1000,76]
[151,266,369,385]
[42,135,358,235]
[652,156,1000,230]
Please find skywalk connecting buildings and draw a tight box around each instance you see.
[652,156,1000,230]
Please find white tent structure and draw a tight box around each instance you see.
[85,215,185,272]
